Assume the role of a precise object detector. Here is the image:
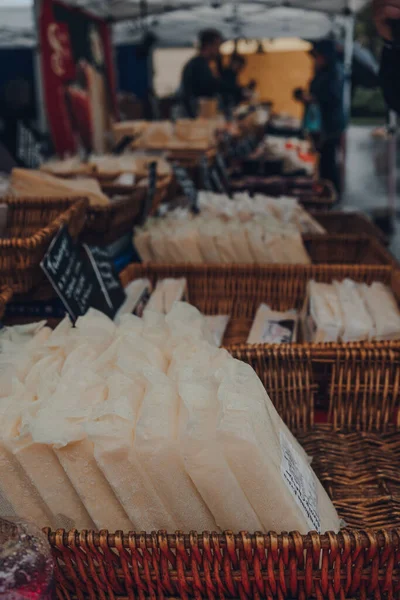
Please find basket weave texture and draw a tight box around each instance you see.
[0,197,87,294]
[46,347,400,599]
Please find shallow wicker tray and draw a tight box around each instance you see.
[230,177,335,210]
[0,197,88,294]
[45,353,400,599]
[311,211,388,246]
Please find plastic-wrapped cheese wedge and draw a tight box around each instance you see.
[359,282,400,341]
[304,281,343,343]
[147,278,188,314]
[134,370,217,531]
[172,339,261,531]
[179,375,262,531]
[334,279,374,342]
[85,373,177,531]
[0,388,54,526]
[1,378,94,529]
[215,359,340,533]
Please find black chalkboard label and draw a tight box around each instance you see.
[41,225,125,322]
[200,155,213,192]
[210,167,225,194]
[41,225,97,322]
[215,152,231,195]
[83,244,126,317]
[112,134,134,155]
[173,164,198,213]
[141,161,157,223]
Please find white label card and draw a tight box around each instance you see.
[280,431,321,532]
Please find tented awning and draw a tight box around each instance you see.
[0,0,370,48]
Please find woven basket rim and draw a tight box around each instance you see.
[0,197,88,249]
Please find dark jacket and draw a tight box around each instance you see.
[181,55,219,117]
[380,43,400,114]
[310,62,345,139]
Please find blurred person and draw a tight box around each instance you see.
[373,0,400,114]
[180,28,223,117]
[220,54,257,116]
[0,79,35,164]
[293,86,321,148]
[297,40,345,195]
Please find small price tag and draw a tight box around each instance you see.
[141,161,157,222]
[200,155,213,192]
[215,152,231,195]
[83,244,126,317]
[173,164,199,213]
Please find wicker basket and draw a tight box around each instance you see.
[0,197,88,294]
[0,285,12,321]
[303,234,395,266]
[121,263,400,416]
[230,177,336,210]
[45,350,400,599]
[82,186,147,245]
[311,211,388,246]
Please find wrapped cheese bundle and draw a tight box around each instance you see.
[10,168,109,206]
[176,345,262,531]
[333,279,374,342]
[247,304,298,344]
[146,278,188,314]
[134,203,311,265]
[40,156,93,177]
[0,303,341,534]
[85,372,176,531]
[134,370,217,531]
[215,359,340,533]
[359,282,400,341]
[303,281,343,343]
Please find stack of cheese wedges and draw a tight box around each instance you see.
[0,305,340,534]
[9,168,109,206]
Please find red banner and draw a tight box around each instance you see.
[39,0,117,156]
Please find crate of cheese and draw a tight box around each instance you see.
[0,309,398,598]
[8,167,147,245]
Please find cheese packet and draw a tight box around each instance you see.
[334,279,374,342]
[247,304,298,344]
[359,282,400,341]
[303,281,343,343]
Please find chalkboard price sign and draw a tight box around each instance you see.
[41,226,126,322]
[141,161,157,223]
[200,155,213,192]
[41,225,96,322]
[173,164,199,213]
[83,244,126,317]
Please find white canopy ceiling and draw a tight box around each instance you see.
[0,0,370,48]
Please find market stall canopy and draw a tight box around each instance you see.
[0,0,371,48]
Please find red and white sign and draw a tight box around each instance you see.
[39,0,117,156]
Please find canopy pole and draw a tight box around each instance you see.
[341,12,354,197]
[343,12,354,123]
[387,110,397,221]
[33,0,47,134]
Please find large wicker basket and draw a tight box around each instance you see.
[311,211,388,246]
[303,234,395,266]
[121,263,400,415]
[230,177,336,210]
[0,197,88,294]
[45,348,400,599]
[81,187,147,245]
